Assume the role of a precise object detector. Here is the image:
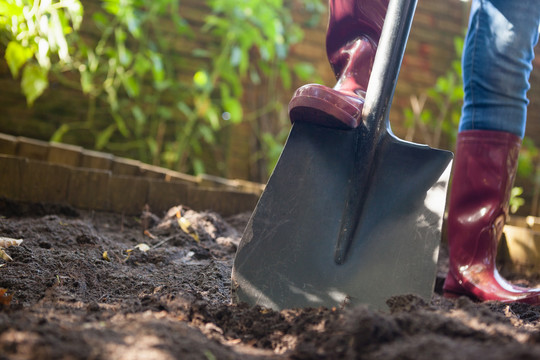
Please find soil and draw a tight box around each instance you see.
[2,197,540,360]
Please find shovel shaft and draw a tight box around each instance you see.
[334,0,418,264]
[363,0,417,137]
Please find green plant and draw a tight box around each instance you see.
[403,36,464,149]
[1,0,324,177]
[515,137,540,215]
[0,0,83,105]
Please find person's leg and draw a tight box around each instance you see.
[444,0,540,303]
[459,0,540,138]
[288,0,388,129]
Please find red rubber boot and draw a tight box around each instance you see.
[288,0,388,129]
[443,130,540,304]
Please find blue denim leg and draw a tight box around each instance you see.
[459,0,540,138]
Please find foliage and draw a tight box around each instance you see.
[0,0,83,105]
[1,0,324,176]
[403,36,464,150]
[515,137,540,215]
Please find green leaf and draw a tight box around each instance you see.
[192,158,205,175]
[80,69,94,94]
[157,106,173,120]
[134,54,151,76]
[177,101,195,119]
[193,70,209,89]
[199,125,215,144]
[5,41,34,78]
[92,12,109,29]
[123,75,139,97]
[230,46,242,66]
[124,10,141,38]
[223,97,243,123]
[103,0,121,15]
[111,112,130,137]
[279,63,291,90]
[51,124,71,143]
[96,124,117,149]
[206,107,220,129]
[65,0,84,30]
[293,62,316,81]
[149,51,165,84]
[21,64,48,106]
[132,105,146,124]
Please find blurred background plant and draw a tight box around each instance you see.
[1,0,324,176]
[403,36,464,150]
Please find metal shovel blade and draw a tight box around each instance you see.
[232,121,452,310]
[232,0,453,310]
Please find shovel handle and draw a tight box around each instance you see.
[362,0,417,138]
[334,0,418,264]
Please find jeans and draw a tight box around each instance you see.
[459,0,540,138]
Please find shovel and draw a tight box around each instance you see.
[231,0,453,310]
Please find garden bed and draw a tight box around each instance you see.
[2,198,540,359]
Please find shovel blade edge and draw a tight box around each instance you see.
[232,122,453,310]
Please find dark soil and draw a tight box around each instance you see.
[2,197,540,360]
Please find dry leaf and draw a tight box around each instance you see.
[103,251,111,262]
[176,210,200,243]
[135,243,150,252]
[0,288,13,306]
[0,237,23,248]
[143,230,157,239]
[0,237,23,262]
[0,249,13,262]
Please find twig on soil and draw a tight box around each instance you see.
[151,236,176,249]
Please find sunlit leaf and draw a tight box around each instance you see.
[103,0,120,15]
[193,70,209,88]
[21,64,48,106]
[223,97,243,123]
[176,211,200,243]
[5,41,33,78]
[51,123,71,142]
[65,0,84,30]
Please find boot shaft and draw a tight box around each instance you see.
[288,0,389,127]
[447,130,521,269]
[327,0,389,94]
